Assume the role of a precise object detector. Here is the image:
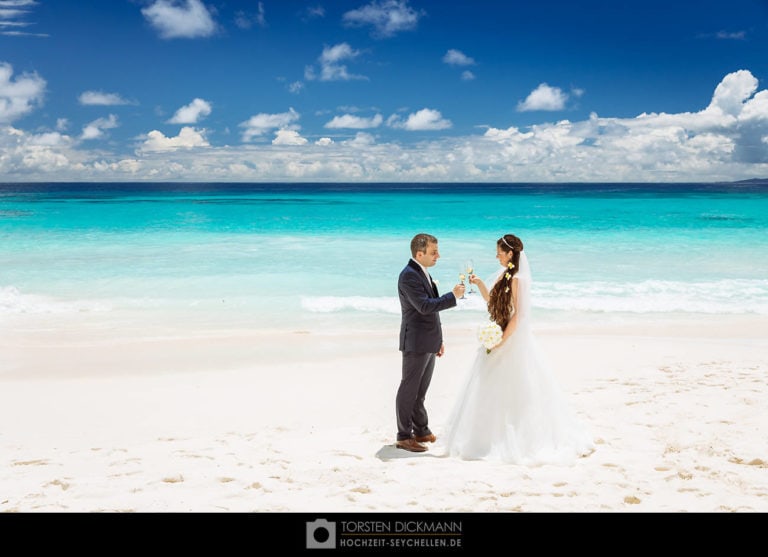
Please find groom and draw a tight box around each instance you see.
[396,233,464,452]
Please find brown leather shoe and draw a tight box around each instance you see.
[414,433,437,443]
[396,438,427,452]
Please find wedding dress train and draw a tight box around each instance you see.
[441,252,594,465]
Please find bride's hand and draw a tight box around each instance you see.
[469,274,483,286]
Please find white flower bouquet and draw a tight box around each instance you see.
[477,322,502,354]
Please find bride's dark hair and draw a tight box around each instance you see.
[488,234,523,329]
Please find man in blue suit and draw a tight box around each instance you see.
[396,233,464,452]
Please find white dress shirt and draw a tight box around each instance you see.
[411,258,433,288]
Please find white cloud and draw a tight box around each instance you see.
[0,0,47,37]
[517,83,568,111]
[0,126,74,175]
[141,0,216,39]
[342,0,422,38]
[303,6,325,20]
[325,113,383,129]
[167,98,212,124]
[461,70,475,81]
[28,130,69,146]
[716,30,746,40]
[343,132,376,146]
[239,107,300,142]
[443,49,475,66]
[81,114,119,140]
[235,1,266,29]
[388,108,452,131]
[288,81,304,94]
[306,43,366,82]
[0,2,39,10]
[706,69,756,117]
[78,90,132,106]
[0,62,45,123]
[272,129,307,145]
[56,118,68,131]
[5,69,768,183]
[139,126,209,152]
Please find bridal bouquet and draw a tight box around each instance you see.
[477,322,502,354]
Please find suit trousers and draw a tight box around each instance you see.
[396,351,436,441]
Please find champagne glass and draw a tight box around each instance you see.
[465,259,476,294]
[458,267,466,299]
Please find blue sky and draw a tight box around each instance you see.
[2,0,768,182]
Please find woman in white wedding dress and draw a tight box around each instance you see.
[441,234,594,465]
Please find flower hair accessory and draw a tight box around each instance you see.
[503,262,514,293]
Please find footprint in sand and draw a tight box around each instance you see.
[729,457,767,468]
[12,459,50,466]
[334,451,363,460]
[44,479,70,490]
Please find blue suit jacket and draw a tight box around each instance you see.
[398,259,457,353]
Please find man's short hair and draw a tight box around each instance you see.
[410,233,438,257]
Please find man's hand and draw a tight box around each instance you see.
[452,283,465,299]
[436,343,445,358]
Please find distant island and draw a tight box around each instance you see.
[729,177,768,185]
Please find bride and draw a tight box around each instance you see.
[441,234,594,465]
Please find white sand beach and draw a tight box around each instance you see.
[1,314,767,513]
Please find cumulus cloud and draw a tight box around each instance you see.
[388,108,452,130]
[0,127,71,174]
[139,126,209,151]
[141,0,216,39]
[325,113,383,129]
[443,49,475,66]
[706,69,757,117]
[272,129,307,145]
[167,98,212,124]
[306,43,366,82]
[461,70,475,81]
[28,130,70,147]
[342,0,423,38]
[239,107,300,142]
[517,83,568,111]
[78,90,133,106]
[0,62,45,123]
[343,132,376,146]
[480,69,768,175]
[5,69,768,183]
[81,114,119,140]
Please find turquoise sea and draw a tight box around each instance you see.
[1,182,767,334]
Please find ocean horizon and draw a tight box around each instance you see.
[2,181,767,336]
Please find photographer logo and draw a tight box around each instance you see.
[306,519,336,549]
